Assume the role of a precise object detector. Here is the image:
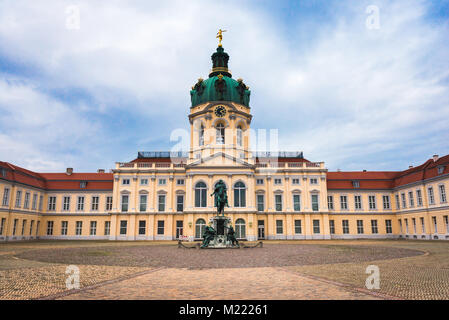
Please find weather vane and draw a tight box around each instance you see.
[216,29,227,47]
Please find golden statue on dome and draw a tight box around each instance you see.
[216,29,226,47]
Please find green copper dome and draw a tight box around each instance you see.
[190,47,251,107]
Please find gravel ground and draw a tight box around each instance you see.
[16,243,423,269]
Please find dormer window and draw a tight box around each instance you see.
[437,166,445,174]
[80,181,87,188]
[353,181,360,188]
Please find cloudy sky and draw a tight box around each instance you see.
[0,0,448,172]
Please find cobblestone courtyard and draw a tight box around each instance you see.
[0,240,448,300]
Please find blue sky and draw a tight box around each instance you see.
[0,0,448,172]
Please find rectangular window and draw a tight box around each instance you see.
[120,220,127,235]
[432,216,437,233]
[342,220,349,234]
[416,190,423,206]
[439,185,447,203]
[158,179,166,186]
[412,218,416,234]
[122,178,130,185]
[137,220,146,235]
[310,178,318,185]
[105,221,111,236]
[357,220,364,234]
[63,196,70,211]
[276,220,283,234]
[401,193,406,208]
[405,218,409,233]
[140,194,147,212]
[329,220,335,234]
[313,219,320,234]
[23,192,30,209]
[275,194,282,211]
[354,195,362,210]
[385,220,392,234]
[408,191,414,207]
[383,195,391,210]
[77,196,85,211]
[39,195,43,211]
[327,195,334,210]
[444,216,449,233]
[428,187,435,205]
[46,221,53,236]
[140,178,148,185]
[368,195,376,210]
[0,218,5,235]
[32,194,38,210]
[12,219,18,235]
[15,190,22,208]
[274,178,282,185]
[48,196,56,211]
[61,221,68,235]
[30,220,34,235]
[420,217,425,233]
[340,196,348,210]
[256,179,264,185]
[293,194,301,211]
[294,220,302,234]
[177,195,184,212]
[106,196,113,211]
[352,181,360,188]
[371,220,378,234]
[311,194,319,211]
[121,195,129,212]
[292,178,300,185]
[80,181,87,188]
[158,195,166,212]
[2,188,10,206]
[176,179,185,185]
[76,221,82,235]
[21,220,26,235]
[399,219,402,233]
[91,196,99,211]
[157,220,165,235]
[90,221,97,235]
[257,194,264,212]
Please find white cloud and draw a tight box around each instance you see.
[0,0,448,171]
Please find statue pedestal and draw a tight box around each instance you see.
[204,215,236,249]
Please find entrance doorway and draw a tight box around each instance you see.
[258,220,265,240]
[176,221,183,239]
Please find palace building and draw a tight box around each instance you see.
[1,42,449,242]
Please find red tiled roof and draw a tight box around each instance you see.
[0,162,113,191]
[327,154,449,190]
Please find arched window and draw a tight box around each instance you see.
[195,218,206,239]
[235,218,246,239]
[216,123,225,144]
[234,181,246,207]
[199,124,204,146]
[195,182,207,207]
[236,125,243,146]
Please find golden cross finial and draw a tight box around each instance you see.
[216,29,227,47]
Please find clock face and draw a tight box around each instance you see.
[214,105,227,117]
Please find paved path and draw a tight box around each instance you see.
[59,267,380,300]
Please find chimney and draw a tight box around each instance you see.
[433,154,439,162]
[363,170,367,172]
[409,165,413,169]
[337,169,341,172]
[66,168,73,175]
[97,169,105,173]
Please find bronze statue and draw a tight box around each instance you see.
[211,179,229,216]
[226,224,239,246]
[201,224,216,248]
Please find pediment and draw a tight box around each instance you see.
[187,152,253,168]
